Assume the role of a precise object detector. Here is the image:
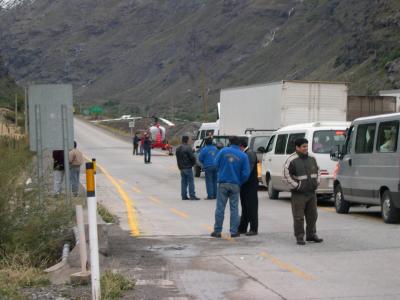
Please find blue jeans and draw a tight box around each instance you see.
[144,148,151,163]
[214,183,240,234]
[70,166,80,196]
[204,166,218,198]
[180,168,196,199]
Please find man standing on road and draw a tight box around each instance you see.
[238,138,259,236]
[69,141,83,197]
[143,133,152,164]
[176,136,200,200]
[283,137,323,245]
[211,136,250,238]
[199,137,219,200]
[133,132,140,155]
[52,150,65,196]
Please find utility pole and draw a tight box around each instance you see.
[24,87,28,135]
[15,94,18,130]
[200,66,208,122]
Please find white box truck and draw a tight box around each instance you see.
[219,80,348,135]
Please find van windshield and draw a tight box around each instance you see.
[197,129,214,140]
[312,130,346,154]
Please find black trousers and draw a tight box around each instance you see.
[133,144,139,155]
[238,184,258,233]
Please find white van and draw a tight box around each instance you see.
[261,122,349,199]
[331,113,400,223]
[193,122,219,150]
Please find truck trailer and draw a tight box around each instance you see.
[219,80,348,135]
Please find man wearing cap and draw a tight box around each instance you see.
[283,137,323,245]
[199,137,219,200]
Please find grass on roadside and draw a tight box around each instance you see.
[98,203,117,224]
[0,253,50,299]
[101,270,135,300]
[0,136,75,298]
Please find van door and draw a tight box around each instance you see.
[262,135,275,186]
[338,126,356,201]
[352,123,377,204]
[269,134,288,190]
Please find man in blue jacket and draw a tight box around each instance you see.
[211,136,250,238]
[199,137,219,199]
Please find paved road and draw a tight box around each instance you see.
[75,118,400,300]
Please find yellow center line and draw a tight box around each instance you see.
[260,252,315,281]
[132,186,142,193]
[82,155,140,237]
[170,208,189,219]
[118,179,126,185]
[148,196,161,205]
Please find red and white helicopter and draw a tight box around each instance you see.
[93,115,175,155]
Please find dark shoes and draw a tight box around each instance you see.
[230,232,240,238]
[182,197,200,200]
[204,197,215,200]
[297,239,306,245]
[306,236,324,243]
[210,231,221,238]
[297,235,323,245]
[245,231,258,236]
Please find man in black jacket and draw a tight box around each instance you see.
[283,137,323,245]
[238,138,259,235]
[176,136,200,200]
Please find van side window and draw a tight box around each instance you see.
[275,134,288,154]
[266,135,275,153]
[286,133,305,154]
[343,126,354,154]
[355,123,376,153]
[377,121,399,153]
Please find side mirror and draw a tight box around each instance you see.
[330,146,342,161]
[257,146,266,153]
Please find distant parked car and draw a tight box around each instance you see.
[331,113,400,223]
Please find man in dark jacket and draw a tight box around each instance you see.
[238,138,259,236]
[52,150,65,195]
[283,137,323,245]
[176,136,200,200]
[199,137,219,199]
[133,133,140,155]
[211,136,250,238]
[143,133,152,164]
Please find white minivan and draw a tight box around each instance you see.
[261,122,349,200]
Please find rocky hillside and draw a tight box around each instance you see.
[0,55,21,109]
[0,0,399,120]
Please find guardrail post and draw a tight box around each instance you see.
[86,162,101,300]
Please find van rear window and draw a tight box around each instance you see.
[312,130,346,154]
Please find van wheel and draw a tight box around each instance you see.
[194,165,201,177]
[381,190,400,224]
[267,177,279,199]
[334,184,350,214]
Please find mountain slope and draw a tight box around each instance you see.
[0,0,399,120]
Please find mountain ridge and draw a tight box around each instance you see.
[0,0,399,120]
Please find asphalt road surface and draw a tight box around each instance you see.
[75,118,400,300]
